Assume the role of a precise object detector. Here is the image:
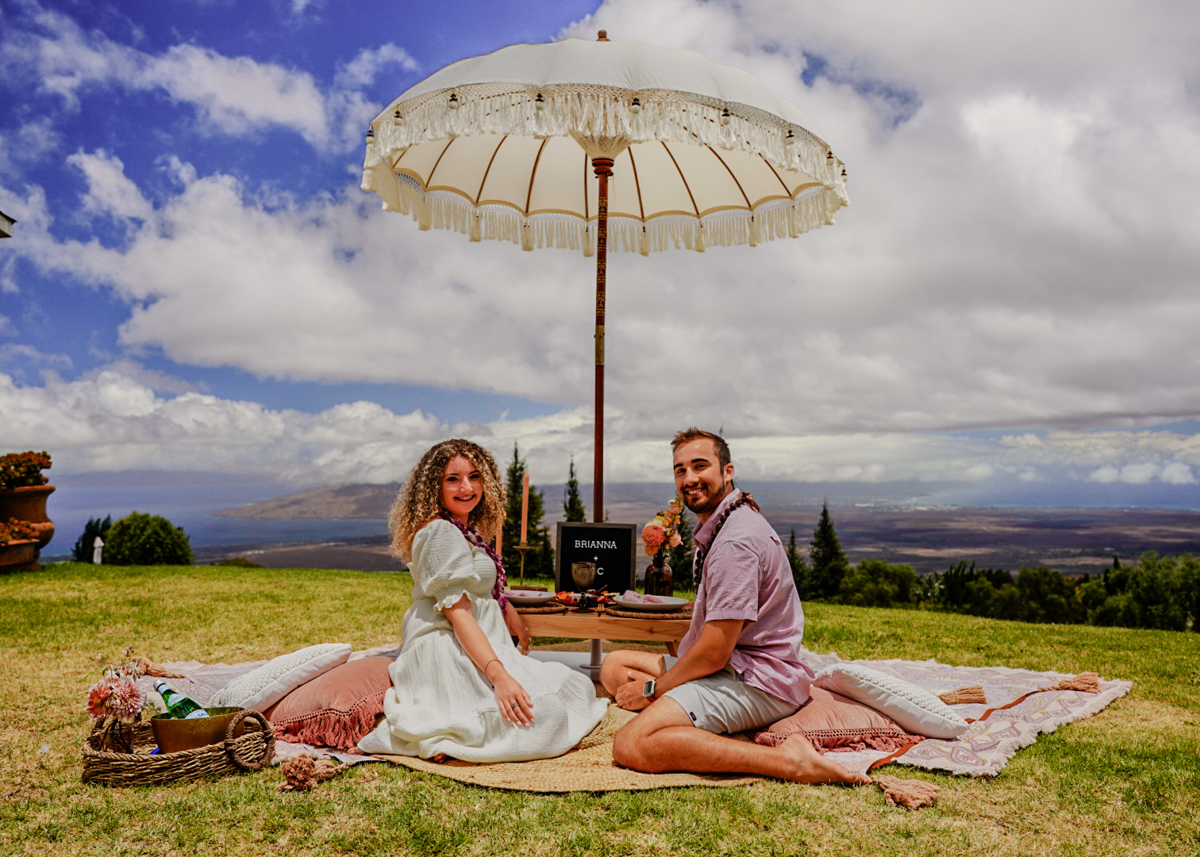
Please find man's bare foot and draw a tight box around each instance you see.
[777,734,872,785]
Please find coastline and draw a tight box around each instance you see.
[196,534,407,572]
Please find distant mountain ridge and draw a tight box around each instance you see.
[215,482,400,519]
[215,481,1200,576]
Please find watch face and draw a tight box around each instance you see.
[643,679,656,697]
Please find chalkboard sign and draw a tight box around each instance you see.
[555,523,637,594]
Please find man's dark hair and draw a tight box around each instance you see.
[671,428,731,470]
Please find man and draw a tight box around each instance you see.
[600,428,868,785]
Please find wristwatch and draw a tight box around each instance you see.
[642,679,657,701]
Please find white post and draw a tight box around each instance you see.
[93,536,103,564]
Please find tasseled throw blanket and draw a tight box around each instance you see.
[796,649,1130,778]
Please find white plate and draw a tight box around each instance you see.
[503,590,557,606]
[610,595,690,612]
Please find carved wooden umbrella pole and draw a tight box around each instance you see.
[362,31,848,521]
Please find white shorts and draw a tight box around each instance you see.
[662,664,798,735]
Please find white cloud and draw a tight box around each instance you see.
[335,44,418,89]
[0,3,382,152]
[4,364,1200,493]
[5,0,1200,498]
[1161,462,1197,485]
[141,45,332,146]
[0,343,72,372]
[66,150,154,222]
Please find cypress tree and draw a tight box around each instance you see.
[502,443,554,582]
[808,502,849,600]
[72,515,112,562]
[563,457,587,522]
[667,508,696,591]
[787,527,811,597]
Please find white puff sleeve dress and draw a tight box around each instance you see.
[357,519,607,762]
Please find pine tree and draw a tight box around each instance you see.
[787,527,811,597]
[563,457,587,522]
[808,502,849,600]
[502,443,554,583]
[667,508,696,591]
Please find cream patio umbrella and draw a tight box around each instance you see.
[362,31,848,522]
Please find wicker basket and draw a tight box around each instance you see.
[82,709,275,787]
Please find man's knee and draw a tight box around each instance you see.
[598,654,624,692]
[611,723,646,770]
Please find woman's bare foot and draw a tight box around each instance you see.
[777,734,872,785]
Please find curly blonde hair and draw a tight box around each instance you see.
[390,439,507,562]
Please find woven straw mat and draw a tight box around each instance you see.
[603,606,690,620]
[376,704,761,792]
[513,603,567,614]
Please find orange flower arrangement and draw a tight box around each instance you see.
[641,494,684,559]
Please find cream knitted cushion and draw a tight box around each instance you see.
[813,664,969,740]
[209,643,352,712]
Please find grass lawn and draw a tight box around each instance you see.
[1,561,1198,856]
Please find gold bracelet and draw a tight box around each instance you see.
[482,658,502,681]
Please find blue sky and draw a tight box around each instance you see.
[4,0,1200,510]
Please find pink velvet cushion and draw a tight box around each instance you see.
[754,686,925,752]
[265,657,394,750]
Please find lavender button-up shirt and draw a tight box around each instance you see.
[678,490,813,708]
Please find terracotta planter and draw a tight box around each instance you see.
[0,539,39,573]
[0,484,55,549]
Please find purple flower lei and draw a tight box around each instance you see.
[438,507,509,610]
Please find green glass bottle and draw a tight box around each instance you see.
[154,681,208,720]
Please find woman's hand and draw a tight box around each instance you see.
[485,661,534,726]
[503,602,530,655]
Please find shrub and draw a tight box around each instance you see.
[72,516,112,562]
[0,451,52,490]
[838,558,918,608]
[103,512,193,566]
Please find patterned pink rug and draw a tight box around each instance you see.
[142,643,1131,777]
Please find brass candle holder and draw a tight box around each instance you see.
[514,540,531,585]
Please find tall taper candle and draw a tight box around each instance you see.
[521,472,530,543]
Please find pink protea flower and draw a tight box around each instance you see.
[668,531,683,548]
[108,677,145,721]
[86,677,116,720]
[86,675,145,722]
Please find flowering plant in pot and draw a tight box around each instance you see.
[0,518,39,545]
[0,451,55,550]
[0,451,52,490]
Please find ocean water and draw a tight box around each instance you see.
[39,472,388,559]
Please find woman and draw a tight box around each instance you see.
[357,439,607,762]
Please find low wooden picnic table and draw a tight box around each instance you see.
[523,609,690,675]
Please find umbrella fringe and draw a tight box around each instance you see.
[363,171,838,254]
[372,84,847,196]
